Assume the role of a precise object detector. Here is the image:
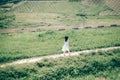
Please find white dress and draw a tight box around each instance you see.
[62,41,69,52]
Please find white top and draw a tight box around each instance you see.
[62,41,69,52]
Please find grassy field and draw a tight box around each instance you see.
[0,27,120,63]
[0,1,120,80]
[0,49,120,80]
[11,1,120,28]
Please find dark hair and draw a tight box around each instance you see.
[65,36,69,42]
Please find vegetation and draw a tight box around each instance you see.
[0,0,119,28]
[0,11,15,28]
[0,27,120,63]
[0,49,120,80]
[12,1,120,28]
[0,0,18,29]
[92,0,104,4]
[0,0,120,80]
[0,0,21,5]
[69,0,82,2]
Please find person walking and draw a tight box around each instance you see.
[62,36,70,56]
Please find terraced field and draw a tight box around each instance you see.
[11,1,120,28]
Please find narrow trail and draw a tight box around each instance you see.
[0,46,120,68]
[12,1,26,9]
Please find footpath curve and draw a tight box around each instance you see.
[0,46,120,67]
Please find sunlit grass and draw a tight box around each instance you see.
[0,27,120,63]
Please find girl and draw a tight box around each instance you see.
[62,36,70,56]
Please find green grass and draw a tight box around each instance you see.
[0,1,119,79]
[67,68,120,80]
[0,27,120,63]
[12,1,114,15]
[0,11,15,28]
[0,48,120,80]
[11,1,120,28]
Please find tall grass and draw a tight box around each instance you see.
[0,27,120,63]
[0,49,120,80]
[0,11,15,28]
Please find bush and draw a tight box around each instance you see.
[110,58,120,67]
[76,13,87,17]
[24,68,37,73]
[0,67,28,80]
[36,62,45,67]
[37,62,55,68]
[110,24,118,27]
[11,0,22,4]
[97,25,104,28]
[0,0,21,5]
[38,57,120,80]
[0,11,15,28]
[45,30,55,35]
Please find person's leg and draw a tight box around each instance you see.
[68,50,70,56]
[63,51,65,56]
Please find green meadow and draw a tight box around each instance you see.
[0,27,120,63]
[0,0,120,80]
[0,49,120,80]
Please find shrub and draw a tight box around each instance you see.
[0,67,28,80]
[36,62,55,68]
[97,25,104,28]
[110,24,118,27]
[110,58,120,67]
[45,30,55,35]
[72,27,79,30]
[24,68,37,73]
[38,57,120,80]
[0,0,22,5]
[36,62,45,68]
[11,0,22,4]
[0,11,15,28]
[84,26,92,29]
[76,13,87,17]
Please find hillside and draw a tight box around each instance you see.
[0,49,120,80]
[10,0,120,28]
[0,1,120,80]
[0,0,119,29]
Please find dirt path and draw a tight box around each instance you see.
[0,46,120,67]
[12,1,26,9]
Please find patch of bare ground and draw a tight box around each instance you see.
[98,77,107,80]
